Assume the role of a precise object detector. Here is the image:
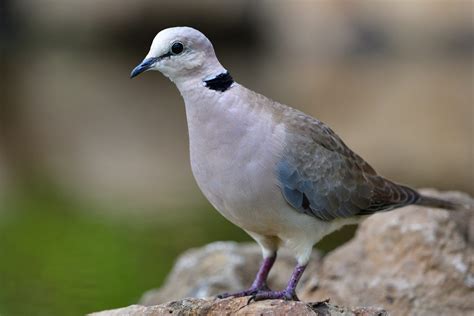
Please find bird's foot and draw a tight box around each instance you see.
[217,285,271,299]
[248,289,299,302]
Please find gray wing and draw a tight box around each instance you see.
[277,109,419,221]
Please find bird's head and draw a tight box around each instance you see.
[130,27,224,83]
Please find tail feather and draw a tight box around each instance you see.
[416,195,468,211]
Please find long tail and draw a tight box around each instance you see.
[416,194,468,211]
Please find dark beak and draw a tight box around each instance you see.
[130,57,158,78]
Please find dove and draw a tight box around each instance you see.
[130,26,459,301]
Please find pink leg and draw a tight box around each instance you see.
[249,264,306,301]
[217,254,276,299]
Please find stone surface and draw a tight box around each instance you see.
[90,298,387,316]
[303,189,474,316]
[93,189,472,315]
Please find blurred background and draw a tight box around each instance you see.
[0,0,472,315]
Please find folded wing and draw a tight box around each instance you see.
[277,109,420,221]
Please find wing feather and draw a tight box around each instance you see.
[277,108,420,221]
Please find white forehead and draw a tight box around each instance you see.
[148,27,213,56]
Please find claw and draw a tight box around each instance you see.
[251,289,299,302]
[217,286,269,300]
[247,295,256,305]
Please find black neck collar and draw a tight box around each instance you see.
[204,71,234,92]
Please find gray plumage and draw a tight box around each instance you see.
[131,26,462,301]
[276,105,422,221]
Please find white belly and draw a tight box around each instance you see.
[190,133,350,259]
[184,89,288,234]
[189,122,285,235]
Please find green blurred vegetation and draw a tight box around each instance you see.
[0,183,249,316]
[0,182,355,316]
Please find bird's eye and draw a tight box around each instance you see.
[170,42,184,55]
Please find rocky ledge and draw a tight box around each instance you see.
[91,189,473,316]
[91,298,387,316]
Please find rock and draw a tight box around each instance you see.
[303,189,474,315]
[140,241,321,306]
[92,189,472,315]
[90,297,387,316]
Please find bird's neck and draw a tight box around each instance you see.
[177,72,235,124]
[174,66,230,93]
[174,68,236,125]
[174,70,245,158]
[203,71,234,92]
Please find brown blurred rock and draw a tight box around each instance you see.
[5,1,473,212]
[90,298,387,316]
[139,241,321,306]
[92,189,472,315]
[303,189,474,315]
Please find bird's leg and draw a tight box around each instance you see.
[217,254,276,299]
[249,263,306,301]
